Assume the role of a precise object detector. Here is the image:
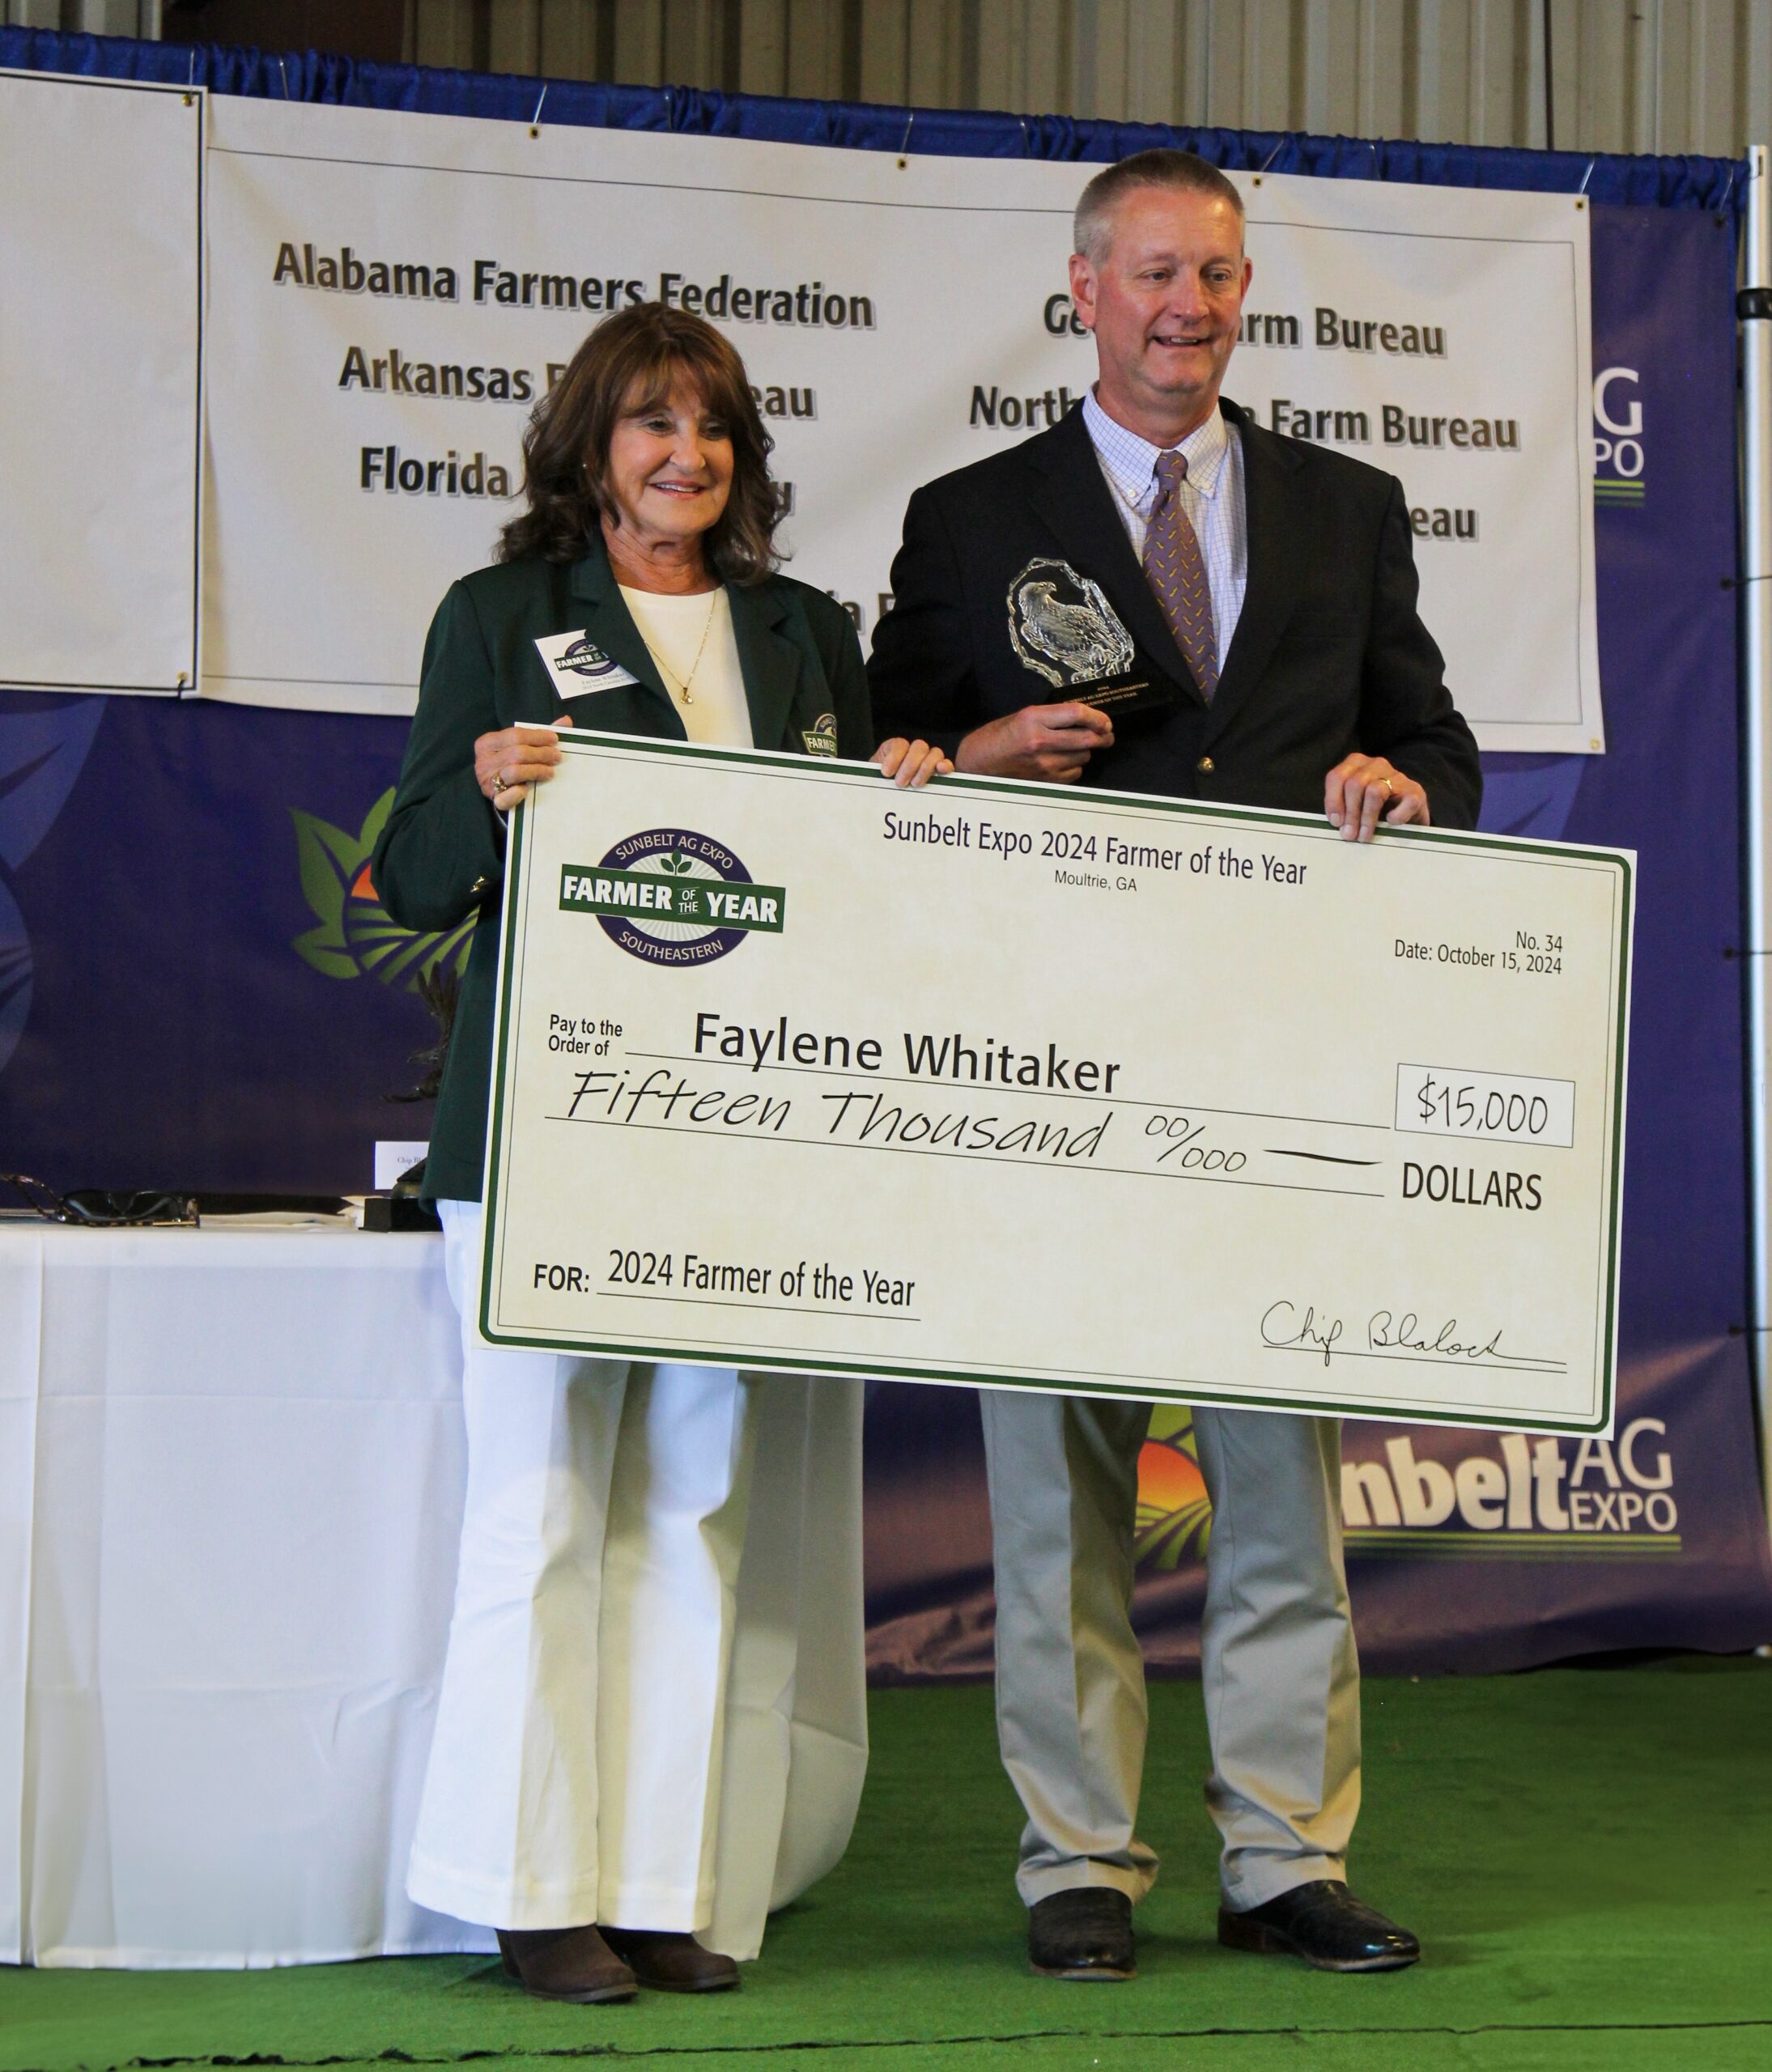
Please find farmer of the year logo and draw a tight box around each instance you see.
[559,826,788,966]
[556,635,623,680]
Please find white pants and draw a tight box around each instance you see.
[408,1202,756,1934]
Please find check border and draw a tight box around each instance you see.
[480,734,1632,1435]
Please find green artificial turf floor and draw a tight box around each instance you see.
[2,1661,1768,2072]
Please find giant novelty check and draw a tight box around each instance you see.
[482,736,1632,1433]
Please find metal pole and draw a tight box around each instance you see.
[1543,0,1554,153]
[1740,145,1772,1537]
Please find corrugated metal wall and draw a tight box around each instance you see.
[3,2,163,32]
[397,0,1769,157]
[2,1,1761,155]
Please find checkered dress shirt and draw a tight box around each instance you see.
[1081,388,1248,665]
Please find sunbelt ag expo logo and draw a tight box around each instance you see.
[561,827,785,966]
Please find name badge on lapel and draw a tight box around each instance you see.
[533,630,640,691]
[1005,559,1172,718]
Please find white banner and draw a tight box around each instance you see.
[198,97,1597,748]
[0,72,202,697]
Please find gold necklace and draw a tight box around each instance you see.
[647,589,720,707]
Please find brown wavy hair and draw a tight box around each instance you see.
[497,302,782,581]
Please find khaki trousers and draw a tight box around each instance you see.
[980,1391,1361,1912]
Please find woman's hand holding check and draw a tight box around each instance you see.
[476,716,574,808]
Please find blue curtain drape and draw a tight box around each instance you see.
[1,24,1744,214]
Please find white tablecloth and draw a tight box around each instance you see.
[0,1225,866,1968]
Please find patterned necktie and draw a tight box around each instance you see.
[1143,448,1218,701]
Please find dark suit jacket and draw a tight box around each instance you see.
[867,397,1481,828]
[373,541,873,1203]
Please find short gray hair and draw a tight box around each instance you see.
[1073,149,1246,265]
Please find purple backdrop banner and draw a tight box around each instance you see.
[2,203,1768,1673]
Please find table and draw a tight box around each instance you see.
[0,1225,865,1967]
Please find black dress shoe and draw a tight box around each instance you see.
[1218,1880,1420,1972]
[1028,1887,1136,1981]
[599,1927,740,1993]
[495,1925,637,2002]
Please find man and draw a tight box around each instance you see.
[868,150,1481,1982]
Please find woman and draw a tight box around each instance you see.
[373,304,946,2004]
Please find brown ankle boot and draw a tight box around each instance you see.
[495,1925,637,2002]
[598,1926,740,1993]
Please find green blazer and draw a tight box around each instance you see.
[372,541,874,1204]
